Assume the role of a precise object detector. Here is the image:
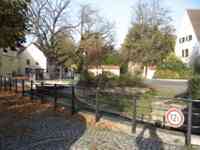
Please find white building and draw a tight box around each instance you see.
[175,9,200,65]
[0,44,47,79]
[18,44,47,79]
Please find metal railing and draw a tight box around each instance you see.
[0,74,197,147]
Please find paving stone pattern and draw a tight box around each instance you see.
[0,117,86,150]
[71,128,186,150]
[0,115,187,150]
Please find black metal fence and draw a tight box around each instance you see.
[0,74,197,147]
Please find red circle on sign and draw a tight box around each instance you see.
[165,108,184,128]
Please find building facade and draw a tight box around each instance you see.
[175,9,200,65]
[0,44,47,80]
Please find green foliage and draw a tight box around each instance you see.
[192,55,200,75]
[155,53,192,79]
[0,0,30,48]
[102,51,120,65]
[120,63,128,74]
[54,32,77,68]
[78,71,144,87]
[137,91,155,117]
[122,24,174,66]
[188,75,200,100]
[121,0,175,67]
[158,53,187,71]
[79,71,95,85]
[187,55,200,100]
[118,73,144,87]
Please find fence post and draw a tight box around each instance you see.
[9,77,12,91]
[22,79,25,96]
[41,82,44,103]
[30,80,33,100]
[186,98,192,148]
[54,84,57,110]
[71,86,76,115]
[0,76,2,91]
[15,79,18,93]
[95,87,100,122]
[132,96,137,133]
[4,76,7,91]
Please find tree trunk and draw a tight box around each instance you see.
[144,65,148,79]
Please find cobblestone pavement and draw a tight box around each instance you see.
[71,128,186,150]
[0,114,187,150]
[0,116,86,150]
[0,92,188,150]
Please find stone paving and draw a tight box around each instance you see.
[71,128,186,150]
[0,116,86,150]
[0,113,188,150]
[0,92,189,150]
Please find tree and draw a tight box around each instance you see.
[121,0,175,77]
[103,50,120,65]
[28,0,73,54]
[28,0,78,78]
[77,4,115,72]
[54,32,77,69]
[0,0,30,49]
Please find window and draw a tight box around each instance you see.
[182,37,185,43]
[189,35,192,41]
[182,50,184,57]
[185,49,189,57]
[179,35,192,43]
[182,49,189,58]
[26,59,30,65]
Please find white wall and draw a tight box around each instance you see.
[0,49,19,74]
[175,11,200,65]
[19,44,47,74]
[88,66,120,76]
[143,66,156,79]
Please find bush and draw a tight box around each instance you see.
[155,53,192,79]
[79,71,95,85]
[154,69,191,79]
[79,71,144,87]
[118,73,144,87]
[188,75,200,100]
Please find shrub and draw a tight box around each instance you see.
[118,73,144,87]
[188,75,200,100]
[79,71,144,87]
[155,53,192,79]
[79,71,95,85]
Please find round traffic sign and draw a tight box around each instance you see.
[165,108,185,128]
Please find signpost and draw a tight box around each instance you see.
[165,107,185,128]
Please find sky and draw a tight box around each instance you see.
[73,0,200,48]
